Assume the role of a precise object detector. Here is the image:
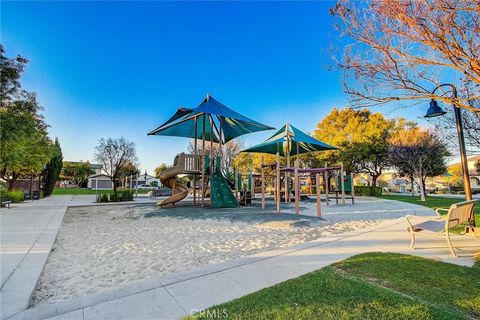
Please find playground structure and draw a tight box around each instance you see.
[148,94,274,208]
[239,122,355,216]
[234,155,355,217]
[149,97,355,213]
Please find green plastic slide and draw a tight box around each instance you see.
[210,156,238,208]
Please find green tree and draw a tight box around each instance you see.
[314,108,397,186]
[0,96,54,190]
[118,161,140,185]
[0,47,54,190]
[0,45,28,103]
[154,163,168,178]
[61,161,95,186]
[42,138,63,197]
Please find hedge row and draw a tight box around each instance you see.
[96,190,134,203]
[354,186,382,196]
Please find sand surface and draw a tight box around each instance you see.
[32,202,395,305]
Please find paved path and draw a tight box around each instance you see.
[0,195,158,320]
[3,197,478,320]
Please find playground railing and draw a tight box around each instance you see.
[184,154,201,173]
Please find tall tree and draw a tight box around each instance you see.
[314,108,397,186]
[117,161,140,184]
[61,161,95,187]
[331,0,480,112]
[94,137,138,191]
[0,45,28,103]
[389,128,450,201]
[42,138,63,197]
[0,46,54,190]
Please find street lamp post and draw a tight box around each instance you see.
[424,83,475,231]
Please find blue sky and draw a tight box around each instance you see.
[2,1,431,173]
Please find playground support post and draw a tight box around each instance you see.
[193,116,197,206]
[351,172,355,205]
[201,115,206,207]
[316,173,321,218]
[285,140,289,203]
[294,160,299,214]
[261,155,265,210]
[324,163,329,206]
[234,168,239,200]
[340,163,346,206]
[276,152,280,213]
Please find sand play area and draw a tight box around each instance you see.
[32,199,415,306]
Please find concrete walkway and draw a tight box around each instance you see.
[0,195,158,320]
[4,197,478,320]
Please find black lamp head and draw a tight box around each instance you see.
[424,99,447,118]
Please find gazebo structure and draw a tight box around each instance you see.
[148,94,274,208]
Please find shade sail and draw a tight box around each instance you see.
[148,94,275,143]
[242,123,337,156]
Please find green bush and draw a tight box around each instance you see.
[119,190,133,201]
[354,186,382,196]
[96,193,109,203]
[1,188,25,203]
[96,190,133,203]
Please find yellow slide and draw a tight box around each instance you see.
[158,153,189,207]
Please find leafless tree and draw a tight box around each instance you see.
[389,128,450,201]
[331,0,480,112]
[94,137,138,191]
[188,137,245,174]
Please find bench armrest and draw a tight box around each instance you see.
[435,208,449,216]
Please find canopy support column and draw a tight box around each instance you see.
[193,116,198,206]
[324,163,329,206]
[294,159,299,214]
[201,115,206,207]
[341,163,346,206]
[285,133,290,203]
[261,155,265,210]
[276,152,280,213]
[219,117,223,170]
[351,173,355,205]
[316,173,321,218]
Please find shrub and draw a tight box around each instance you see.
[1,188,25,203]
[119,190,133,201]
[109,191,118,202]
[354,186,382,196]
[97,193,109,203]
[96,190,133,203]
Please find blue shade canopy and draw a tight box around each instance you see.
[242,122,337,156]
[148,94,275,143]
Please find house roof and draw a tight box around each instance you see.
[88,174,111,179]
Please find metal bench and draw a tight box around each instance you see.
[1,201,12,208]
[406,200,478,257]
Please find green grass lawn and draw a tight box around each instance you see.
[52,188,149,195]
[188,253,480,320]
[378,195,480,228]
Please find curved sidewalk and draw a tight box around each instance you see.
[4,198,478,320]
[0,196,158,320]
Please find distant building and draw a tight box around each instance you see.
[86,163,112,189]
